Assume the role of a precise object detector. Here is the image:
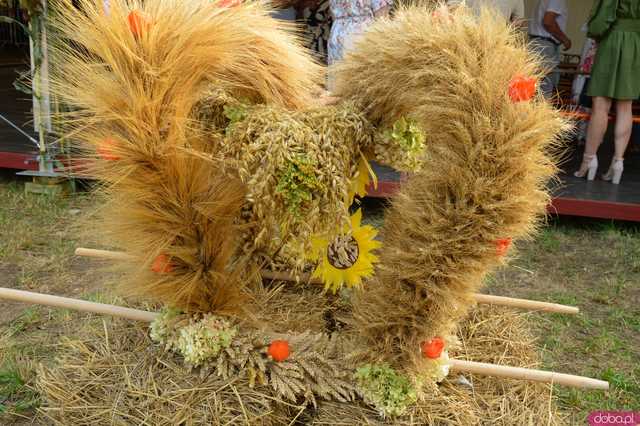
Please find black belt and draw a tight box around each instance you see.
[613,19,640,32]
[529,34,560,46]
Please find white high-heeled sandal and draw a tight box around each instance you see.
[574,154,598,181]
[602,158,624,185]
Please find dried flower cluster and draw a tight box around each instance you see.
[150,312,357,407]
[151,310,238,366]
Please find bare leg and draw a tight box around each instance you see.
[613,100,633,160]
[575,96,611,177]
[601,100,633,184]
[584,97,612,156]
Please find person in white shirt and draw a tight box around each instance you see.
[529,0,572,98]
[449,0,525,24]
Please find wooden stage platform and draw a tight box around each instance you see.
[368,131,640,222]
[0,49,39,171]
[550,133,640,222]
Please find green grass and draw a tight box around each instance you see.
[489,218,640,423]
[0,180,102,423]
[0,356,39,415]
[3,308,41,339]
[0,182,71,259]
[0,181,88,296]
[0,370,38,414]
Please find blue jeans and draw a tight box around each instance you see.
[530,38,561,99]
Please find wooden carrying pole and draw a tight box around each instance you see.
[263,271,579,314]
[472,293,579,314]
[449,359,609,390]
[76,248,580,314]
[76,247,132,261]
[0,287,157,322]
[0,287,607,390]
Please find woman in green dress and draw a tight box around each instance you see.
[574,0,640,184]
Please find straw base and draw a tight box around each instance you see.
[36,305,568,425]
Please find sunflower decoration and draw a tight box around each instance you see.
[308,209,382,292]
[347,153,378,204]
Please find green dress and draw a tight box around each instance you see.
[586,0,640,100]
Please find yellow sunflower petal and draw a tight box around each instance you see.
[347,155,377,204]
[350,208,363,228]
[309,209,382,293]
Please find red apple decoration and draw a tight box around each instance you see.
[268,340,290,362]
[151,254,174,274]
[96,138,120,161]
[421,337,445,359]
[128,10,151,38]
[217,0,242,7]
[508,75,537,102]
[495,237,512,256]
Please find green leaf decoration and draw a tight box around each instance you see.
[275,155,325,217]
[223,102,249,135]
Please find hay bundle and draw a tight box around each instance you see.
[344,6,570,371]
[36,305,566,425]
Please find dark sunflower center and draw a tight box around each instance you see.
[327,235,359,269]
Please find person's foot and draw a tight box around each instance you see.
[573,154,598,180]
[602,158,624,185]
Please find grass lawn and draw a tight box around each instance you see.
[0,181,638,424]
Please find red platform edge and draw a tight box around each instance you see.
[548,197,640,222]
[0,151,39,170]
[4,159,639,222]
[368,180,640,222]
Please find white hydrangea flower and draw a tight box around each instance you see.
[149,308,181,345]
[174,314,237,366]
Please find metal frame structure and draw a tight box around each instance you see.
[0,0,56,173]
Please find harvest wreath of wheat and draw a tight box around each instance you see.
[0,0,610,420]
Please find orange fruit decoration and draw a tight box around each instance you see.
[495,237,512,256]
[421,337,445,359]
[431,10,450,23]
[217,0,242,7]
[96,137,120,161]
[508,75,537,102]
[267,340,290,362]
[151,254,174,274]
[127,10,151,38]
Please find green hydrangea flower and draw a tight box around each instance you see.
[386,117,425,154]
[376,117,427,171]
[355,363,417,417]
